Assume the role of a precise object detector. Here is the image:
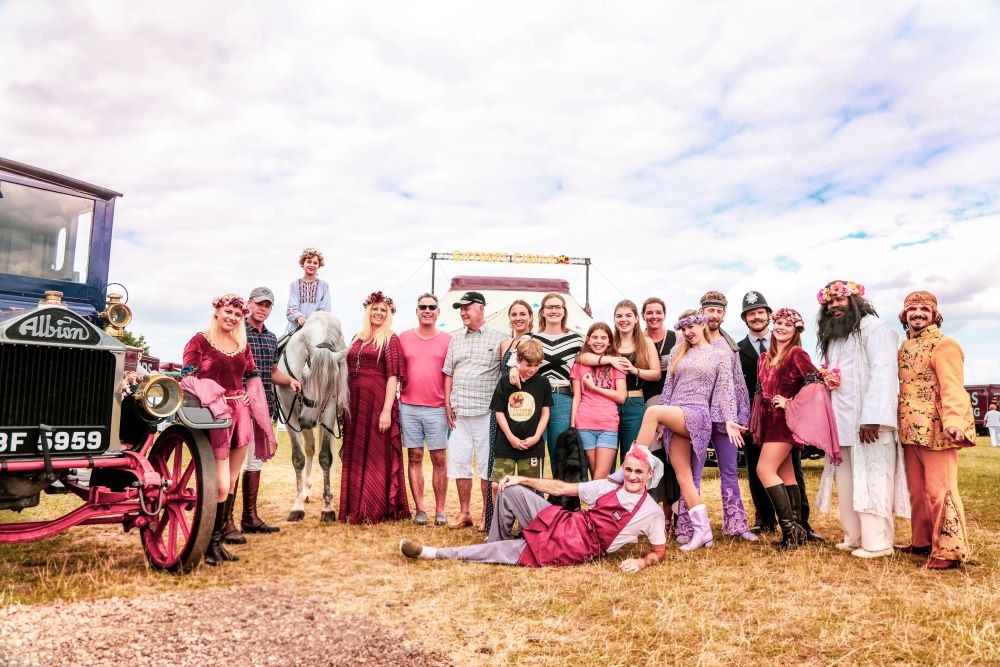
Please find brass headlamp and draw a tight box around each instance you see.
[133,373,184,420]
[100,293,132,336]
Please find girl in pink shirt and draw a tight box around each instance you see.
[571,322,627,480]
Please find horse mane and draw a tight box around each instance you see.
[299,312,351,417]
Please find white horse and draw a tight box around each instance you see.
[275,312,350,522]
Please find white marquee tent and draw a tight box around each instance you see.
[435,275,594,335]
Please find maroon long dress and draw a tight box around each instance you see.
[339,334,410,524]
[752,346,818,447]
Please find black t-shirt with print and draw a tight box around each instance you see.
[490,373,553,459]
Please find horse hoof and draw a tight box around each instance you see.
[304,496,311,504]
[287,510,305,522]
[320,511,337,523]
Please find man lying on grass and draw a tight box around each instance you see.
[400,445,666,572]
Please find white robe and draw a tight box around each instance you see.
[816,315,910,519]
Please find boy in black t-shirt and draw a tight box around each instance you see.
[490,339,552,497]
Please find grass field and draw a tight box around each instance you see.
[2,435,999,665]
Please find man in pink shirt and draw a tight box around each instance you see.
[399,293,452,526]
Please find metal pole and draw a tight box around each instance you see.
[584,258,592,316]
[431,252,437,293]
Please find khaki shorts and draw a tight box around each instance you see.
[490,456,544,483]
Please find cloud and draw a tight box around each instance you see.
[1,0,998,380]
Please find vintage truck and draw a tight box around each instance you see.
[0,157,220,572]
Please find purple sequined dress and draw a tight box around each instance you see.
[659,346,737,454]
[658,344,740,537]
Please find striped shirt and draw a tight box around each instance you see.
[443,325,507,416]
[507,331,584,388]
[245,321,278,418]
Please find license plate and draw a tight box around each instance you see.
[0,428,109,458]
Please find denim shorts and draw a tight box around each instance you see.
[578,429,618,451]
[399,403,449,450]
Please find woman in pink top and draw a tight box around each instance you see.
[571,322,627,480]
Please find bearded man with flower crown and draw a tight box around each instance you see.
[814,280,909,559]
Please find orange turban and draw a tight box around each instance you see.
[899,291,943,329]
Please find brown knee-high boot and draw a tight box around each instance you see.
[241,470,280,533]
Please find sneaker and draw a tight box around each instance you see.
[835,541,860,552]
[434,512,447,526]
[399,539,424,559]
[413,511,428,526]
[851,547,894,559]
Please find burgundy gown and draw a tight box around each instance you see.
[182,332,255,460]
[339,334,410,524]
[753,346,818,446]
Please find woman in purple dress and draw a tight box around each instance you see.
[634,310,743,551]
[751,308,821,549]
[339,291,410,524]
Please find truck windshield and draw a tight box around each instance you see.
[0,180,95,283]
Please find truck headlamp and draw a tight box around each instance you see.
[100,293,132,336]
[134,373,183,419]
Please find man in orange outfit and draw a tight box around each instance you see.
[895,291,976,569]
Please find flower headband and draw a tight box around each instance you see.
[772,307,805,332]
[363,290,396,313]
[212,293,250,314]
[817,281,865,305]
[675,313,707,330]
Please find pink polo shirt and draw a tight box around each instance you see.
[399,329,451,407]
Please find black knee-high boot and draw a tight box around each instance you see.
[217,493,240,561]
[204,499,229,566]
[787,484,825,542]
[765,484,807,549]
[786,485,824,543]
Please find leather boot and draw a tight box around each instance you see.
[217,494,240,562]
[204,500,228,566]
[679,504,713,552]
[241,470,280,534]
[766,484,807,549]
[222,476,247,544]
[786,485,825,543]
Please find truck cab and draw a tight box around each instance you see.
[0,157,121,316]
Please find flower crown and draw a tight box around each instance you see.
[772,307,805,332]
[674,313,707,330]
[212,293,250,314]
[817,281,865,305]
[363,291,396,313]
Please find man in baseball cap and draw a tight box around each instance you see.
[452,291,486,308]
[223,286,301,545]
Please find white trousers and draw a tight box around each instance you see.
[989,426,1000,447]
[447,414,491,480]
[835,441,896,551]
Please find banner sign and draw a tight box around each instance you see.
[435,251,588,265]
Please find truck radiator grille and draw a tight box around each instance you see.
[0,343,116,427]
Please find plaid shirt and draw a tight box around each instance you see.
[245,320,278,418]
[442,324,507,416]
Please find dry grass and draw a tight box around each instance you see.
[3,436,1000,666]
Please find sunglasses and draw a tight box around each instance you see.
[417,304,438,311]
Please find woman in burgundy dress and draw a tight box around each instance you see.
[752,307,822,549]
[182,294,256,565]
[339,291,410,524]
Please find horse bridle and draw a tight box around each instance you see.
[275,340,343,438]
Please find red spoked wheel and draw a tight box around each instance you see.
[140,426,217,573]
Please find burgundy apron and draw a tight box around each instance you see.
[517,486,648,567]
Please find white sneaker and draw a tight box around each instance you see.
[835,542,860,552]
[851,547,894,559]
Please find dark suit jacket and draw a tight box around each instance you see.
[737,335,763,444]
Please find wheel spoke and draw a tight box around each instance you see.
[178,457,197,490]
[172,438,183,481]
[169,503,192,541]
[167,508,178,560]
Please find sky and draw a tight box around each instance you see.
[1,1,998,380]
